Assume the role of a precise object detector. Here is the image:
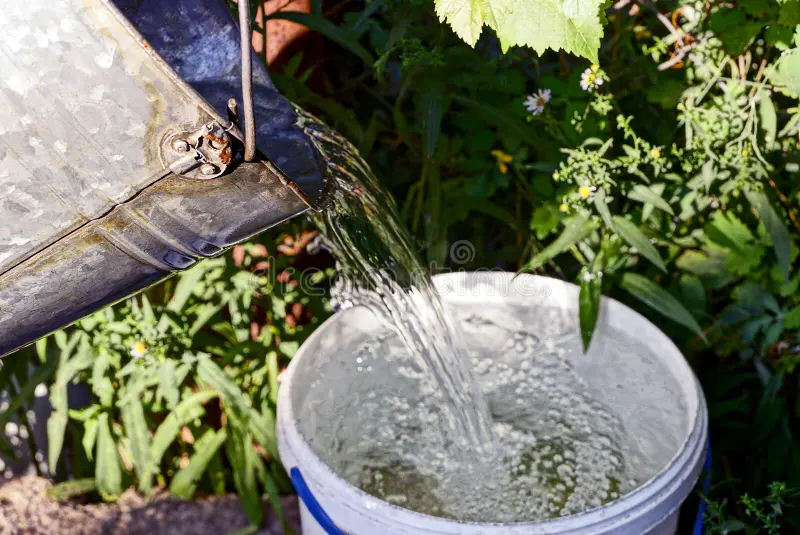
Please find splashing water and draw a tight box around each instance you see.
[292,113,689,522]
[299,111,494,453]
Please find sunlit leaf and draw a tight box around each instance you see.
[612,216,667,273]
[523,214,595,271]
[628,184,674,216]
[95,413,122,501]
[746,191,793,282]
[435,0,606,61]
[169,429,227,499]
[620,273,705,338]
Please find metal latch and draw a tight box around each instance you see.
[163,121,234,180]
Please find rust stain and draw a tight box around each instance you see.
[206,133,232,165]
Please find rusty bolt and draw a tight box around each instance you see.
[200,163,218,176]
[171,139,190,152]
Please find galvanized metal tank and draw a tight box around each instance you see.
[0,0,327,356]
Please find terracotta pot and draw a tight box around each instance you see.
[251,0,315,66]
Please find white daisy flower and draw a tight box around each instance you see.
[524,88,552,116]
[130,341,147,359]
[580,65,604,92]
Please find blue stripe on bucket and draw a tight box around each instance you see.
[290,467,347,535]
[692,439,712,535]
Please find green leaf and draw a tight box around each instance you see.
[772,50,800,96]
[786,306,800,329]
[267,352,280,405]
[419,78,445,159]
[254,453,291,534]
[45,479,98,500]
[435,0,606,61]
[779,1,800,26]
[197,356,279,459]
[746,191,793,282]
[82,417,99,462]
[759,90,778,143]
[120,397,151,494]
[95,413,122,501]
[593,188,614,228]
[679,274,707,319]
[612,216,667,273]
[620,273,705,338]
[47,410,68,474]
[226,413,264,526]
[91,353,114,408]
[265,11,374,64]
[158,360,180,410]
[149,391,217,474]
[166,262,211,314]
[628,184,674,216]
[523,214,595,271]
[708,8,765,54]
[169,429,227,499]
[579,275,602,352]
[530,202,562,239]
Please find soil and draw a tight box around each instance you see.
[0,476,301,535]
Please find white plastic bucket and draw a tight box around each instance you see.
[277,272,708,535]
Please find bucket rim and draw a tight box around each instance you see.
[277,271,709,534]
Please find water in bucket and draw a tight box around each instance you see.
[296,113,689,522]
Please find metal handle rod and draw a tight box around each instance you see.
[237,0,257,162]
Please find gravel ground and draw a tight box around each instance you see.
[0,476,301,535]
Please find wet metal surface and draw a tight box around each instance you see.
[0,0,214,273]
[0,0,327,356]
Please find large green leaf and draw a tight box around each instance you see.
[612,216,667,273]
[745,191,793,282]
[523,214,595,271]
[773,50,800,96]
[120,397,151,494]
[169,429,227,499]
[95,413,122,501]
[435,0,605,61]
[620,273,705,338]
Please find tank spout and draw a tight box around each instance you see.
[0,0,327,356]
